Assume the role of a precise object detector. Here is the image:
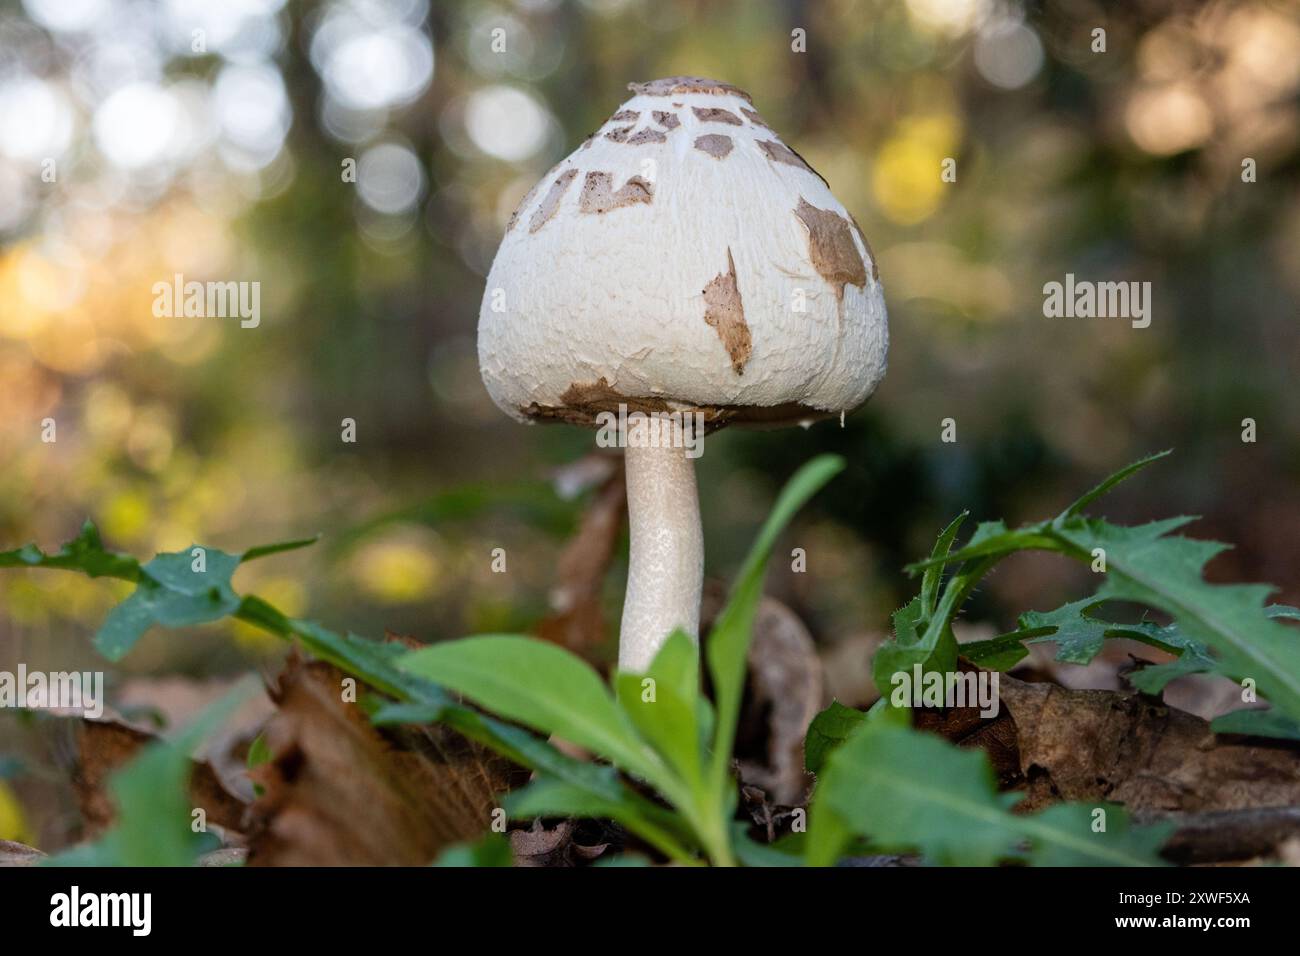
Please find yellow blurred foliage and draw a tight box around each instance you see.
[352,533,442,605]
[872,114,961,225]
[0,781,32,845]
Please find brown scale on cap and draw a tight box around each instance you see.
[579,171,654,214]
[848,212,881,282]
[506,180,543,232]
[793,197,867,301]
[652,111,680,129]
[528,168,579,234]
[741,107,772,129]
[605,125,635,143]
[627,76,754,103]
[627,127,668,145]
[610,110,640,123]
[702,248,751,374]
[506,159,568,231]
[692,106,742,126]
[757,139,829,188]
[694,133,734,159]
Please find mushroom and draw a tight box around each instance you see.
[477,76,888,672]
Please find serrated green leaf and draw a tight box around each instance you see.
[1056,450,1172,520]
[871,588,960,696]
[904,520,1062,575]
[920,512,967,616]
[804,700,866,774]
[957,628,1048,670]
[397,635,662,786]
[0,520,139,580]
[1127,646,1218,694]
[1055,517,1300,722]
[95,547,244,660]
[1021,598,1113,664]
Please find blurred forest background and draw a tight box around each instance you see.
[1,0,1299,844]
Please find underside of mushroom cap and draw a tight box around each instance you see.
[478,77,889,431]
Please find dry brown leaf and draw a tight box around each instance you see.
[913,667,1023,788]
[704,584,825,806]
[999,675,1300,813]
[72,718,247,838]
[535,456,625,653]
[509,818,616,867]
[1143,807,1300,864]
[113,675,275,801]
[245,653,523,866]
[0,839,43,867]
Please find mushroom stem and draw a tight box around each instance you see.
[619,422,704,672]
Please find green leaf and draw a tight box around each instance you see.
[282,616,448,705]
[1210,708,1300,741]
[397,635,661,785]
[809,722,1166,867]
[812,722,1023,866]
[368,700,452,725]
[615,630,702,787]
[241,535,320,562]
[1056,450,1172,520]
[593,853,654,867]
[433,833,513,867]
[503,776,698,864]
[370,648,698,857]
[705,455,844,799]
[1054,517,1300,722]
[804,701,866,775]
[246,732,272,798]
[1019,804,1172,867]
[732,825,805,867]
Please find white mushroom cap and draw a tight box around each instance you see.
[478,76,888,429]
